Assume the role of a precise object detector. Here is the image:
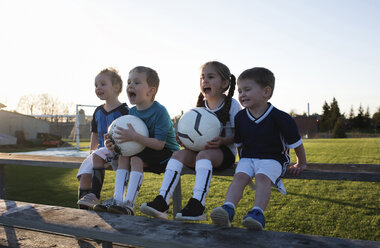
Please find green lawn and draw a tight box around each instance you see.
[3,138,380,241]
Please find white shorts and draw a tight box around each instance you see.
[235,158,286,194]
[76,147,118,180]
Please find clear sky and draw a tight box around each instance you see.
[0,0,379,117]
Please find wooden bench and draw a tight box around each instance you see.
[1,152,380,216]
[1,199,379,248]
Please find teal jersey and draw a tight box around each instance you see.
[129,101,180,152]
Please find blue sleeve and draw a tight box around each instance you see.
[153,107,171,141]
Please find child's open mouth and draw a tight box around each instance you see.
[128,92,136,101]
[203,87,211,94]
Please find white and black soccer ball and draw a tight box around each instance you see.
[177,107,222,151]
[108,115,149,156]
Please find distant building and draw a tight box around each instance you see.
[0,109,50,142]
[294,115,319,138]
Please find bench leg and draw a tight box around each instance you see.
[0,165,6,199]
[102,241,113,248]
[172,177,182,218]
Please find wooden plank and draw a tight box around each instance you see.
[0,153,83,169]
[0,200,378,248]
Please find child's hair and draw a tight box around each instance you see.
[237,67,275,98]
[97,68,123,95]
[130,66,160,88]
[196,61,236,137]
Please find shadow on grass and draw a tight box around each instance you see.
[286,191,379,212]
[4,165,78,208]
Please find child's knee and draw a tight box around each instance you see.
[130,156,144,171]
[233,172,251,185]
[255,173,272,185]
[92,154,105,167]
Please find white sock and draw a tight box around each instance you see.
[192,159,213,206]
[113,169,129,202]
[252,206,264,214]
[159,159,183,204]
[124,171,144,207]
[224,202,236,209]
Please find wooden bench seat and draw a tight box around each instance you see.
[1,199,378,248]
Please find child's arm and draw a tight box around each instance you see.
[89,132,99,153]
[288,143,307,176]
[114,124,165,151]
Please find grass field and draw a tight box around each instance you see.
[3,138,380,241]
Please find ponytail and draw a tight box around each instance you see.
[196,92,204,107]
[220,75,236,137]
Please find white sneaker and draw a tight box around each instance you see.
[77,193,100,209]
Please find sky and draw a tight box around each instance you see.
[0,0,379,118]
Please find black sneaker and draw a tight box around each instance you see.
[140,195,169,219]
[93,197,114,212]
[107,201,135,215]
[175,198,206,221]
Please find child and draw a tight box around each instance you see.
[210,67,307,230]
[92,66,180,215]
[76,68,129,209]
[140,61,241,221]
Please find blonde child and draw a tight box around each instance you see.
[210,67,307,230]
[91,66,180,214]
[140,61,241,221]
[76,68,129,209]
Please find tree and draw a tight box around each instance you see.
[332,117,346,138]
[347,105,355,130]
[329,97,341,130]
[319,101,330,131]
[16,93,71,120]
[372,107,380,131]
[319,98,342,132]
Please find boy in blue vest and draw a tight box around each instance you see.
[76,68,129,209]
[210,67,307,230]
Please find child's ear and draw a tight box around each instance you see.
[264,86,273,98]
[148,87,157,98]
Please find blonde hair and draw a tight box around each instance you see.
[97,67,123,95]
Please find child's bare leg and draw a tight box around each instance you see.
[253,173,272,210]
[79,174,92,189]
[225,172,251,206]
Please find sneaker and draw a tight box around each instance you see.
[175,198,206,221]
[107,201,135,215]
[140,195,169,220]
[77,193,100,209]
[93,197,115,212]
[210,205,235,227]
[242,209,265,230]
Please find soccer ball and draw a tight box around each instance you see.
[177,107,222,151]
[108,115,149,156]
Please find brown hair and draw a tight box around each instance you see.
[196,61,236,136]
[237,67,275,97]
[97,67,123,95]
[130,66,160,89]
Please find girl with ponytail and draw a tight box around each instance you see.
[140,61,241,221]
